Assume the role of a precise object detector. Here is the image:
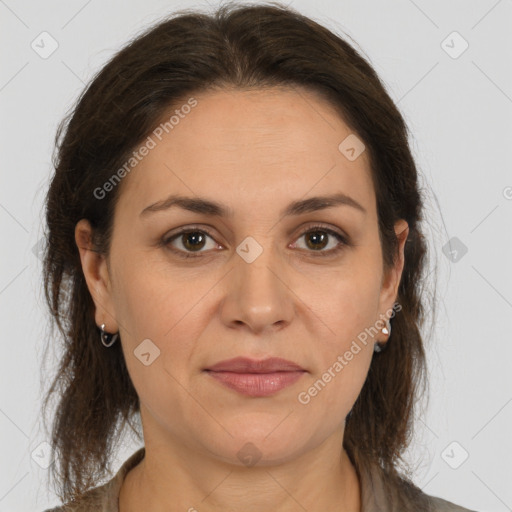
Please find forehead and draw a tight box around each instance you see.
[116,86,375,221]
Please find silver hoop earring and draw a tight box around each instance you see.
[100,323,119,347]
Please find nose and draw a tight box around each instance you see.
[219,242,295,335]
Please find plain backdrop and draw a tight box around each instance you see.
[0,0,511,511]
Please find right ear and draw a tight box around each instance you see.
[74,219,119,333]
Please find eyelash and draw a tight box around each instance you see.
[161,223,350,260]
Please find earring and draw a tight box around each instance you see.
[374,320,391,353]
[100,323,119,347]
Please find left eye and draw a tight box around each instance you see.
[163,225,348,258]
[292,228,347,253]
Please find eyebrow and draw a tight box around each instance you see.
[140,192,367,219]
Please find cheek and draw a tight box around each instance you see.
[303,260,382,348]
[111,262,203,423]
[111,256,212,387]
[294,260,380,405]
[296,281,376,425]
[111,252,200,339]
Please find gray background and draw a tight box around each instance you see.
[1,0,511,510]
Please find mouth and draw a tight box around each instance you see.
[204,356,305,373]
[203,357,307,397]
[204,370,306,397]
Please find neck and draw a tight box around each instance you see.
[120,431,361,512]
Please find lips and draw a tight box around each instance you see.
[204,356,305,373]
[204,357,306,397]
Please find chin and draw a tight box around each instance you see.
[201,426,313,467]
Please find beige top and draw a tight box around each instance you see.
[43,447,476,512]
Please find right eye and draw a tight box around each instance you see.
[162,227,220,258]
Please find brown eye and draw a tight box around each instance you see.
[294,225,348,256]
[179,231,207,252]
[305,230,329,251]
[163,228,218,258]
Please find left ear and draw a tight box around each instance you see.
[378,219,409,315]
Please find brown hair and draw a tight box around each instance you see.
[41,1,435,506]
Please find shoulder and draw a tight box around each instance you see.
[39,483,109,511]
[427,494,478,512]
[399,473,478,512]
[358,460,478,512]
[40,447,146,512]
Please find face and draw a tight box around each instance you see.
[76,86,408,466]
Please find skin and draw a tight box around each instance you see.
[76,86,408,512]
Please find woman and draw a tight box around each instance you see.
[40,2,476,511]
